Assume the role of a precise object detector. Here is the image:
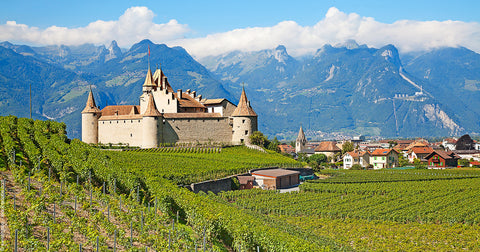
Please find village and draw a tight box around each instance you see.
[279,128,480,170]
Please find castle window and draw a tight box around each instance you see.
[131,120,133,123]
[242,119,245,123]
[245,130,248,135]
[124,120,126,123]
[138,120,140,123]
[110,121,112,124]
[130,133,132,137]
[162,109,164,113]
[187,119,190,122]
[117,121,118,123]
[168,99,170,105]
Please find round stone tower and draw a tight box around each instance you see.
[231,88,258,145]
[81,89,100,144]
[142,93,161,148]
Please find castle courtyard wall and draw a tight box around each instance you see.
[163,117,232,144]
[98,118,144,147]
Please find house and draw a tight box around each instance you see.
[278,144,295,154]
[407,146,434,163]
[424,150,460,168]
[237,176,255,190]
[251,169,300,190]
[343,150,370,169]
[369,149,399,169]
[314,141,341,160]
[442,138,457,151]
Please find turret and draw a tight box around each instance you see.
[296,126,307,153]
[81,89,101,144]
[231,87,257,145]
[142,68,155,92]
[142,93,161,148]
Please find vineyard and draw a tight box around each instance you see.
[219,169,480,251]
[0,116,319,251]
[2,115,480,251]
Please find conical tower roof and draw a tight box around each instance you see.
[297,126,306,142]
[232,87,257,117]
[153,67,162,86]
[82,89,100,113]
[143,93,161,117]
[143,68,154,87]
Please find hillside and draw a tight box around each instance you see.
[1,40,480,139]
[2,116,480,251]
[201,42,480,138]
[0,40,232,139]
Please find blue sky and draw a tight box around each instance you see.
[1,0,479,57]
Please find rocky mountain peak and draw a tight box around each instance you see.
[106,40,122,61]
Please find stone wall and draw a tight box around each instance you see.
[98,118,144,147]
[189,177,232,194]
[163,117,233,144]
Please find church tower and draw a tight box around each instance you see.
[296,126,307,153]
[231,87,257,145]
[81,89,100,144]
[142,92,161,148]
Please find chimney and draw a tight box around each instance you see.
[186,89,191,94]
[191,91,196,98]
[196,94,202,101]
[177,89,182,99]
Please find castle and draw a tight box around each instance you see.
[82,64,257,148]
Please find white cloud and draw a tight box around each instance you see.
[1,6,480,58]
[0,6,189,48]
[174,7,480,58]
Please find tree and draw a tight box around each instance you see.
[413,158,427,169]
[249,131,269,147]
[398,154,409,167]
[267,137,281,153]
[308,154,327,164]
[342,141,354,154]
[351,164,363,170]
[458,159,470,167]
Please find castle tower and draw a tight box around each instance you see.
[296,126,307,153]
[142,93,161,148]
[142,68,155,93]
[231,87,257,145]
[81,89,100,144]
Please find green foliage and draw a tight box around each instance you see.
[342,141,354,154]
[267,137,280,153]
[398,154,409,167]
[249,131,268,147]
[458,159,471,167]
[350,164,363,170]
[413,158,427,169]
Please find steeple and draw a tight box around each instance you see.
[143,93,161,116]
[297,126,306,142]
[296,126,307,153]
[232,87,257,117]
[82,88,100,113]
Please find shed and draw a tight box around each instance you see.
[251,169,300,190]
[237,176,255,190]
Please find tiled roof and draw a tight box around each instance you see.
[143,68,154,87]
[232,88,257,117]
[163,113,222,119]
[370,148,395,156]
[176,92,206,108]
[143,93,161,116]
[251,169,300,178]
[425,150,460,160]
[237,176,255,184]
[409,146,434,155]
[81,90,101,113]
[201,98,226,105]
[100,105,140,116]
[314,141,341,152]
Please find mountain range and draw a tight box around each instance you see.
[1,39,479,140]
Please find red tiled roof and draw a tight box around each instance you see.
[370,148,395,156]
[314,141,341,152]
[232,88,257,117]
[100,105,140,116]
[409,146,434,155]
[176,92,206,108]
[82,90,101,113]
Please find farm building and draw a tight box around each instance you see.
[251,169,300,190]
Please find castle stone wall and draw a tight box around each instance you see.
[232,116,257,145]
[163,117,233,144]
[98,119,144,147]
